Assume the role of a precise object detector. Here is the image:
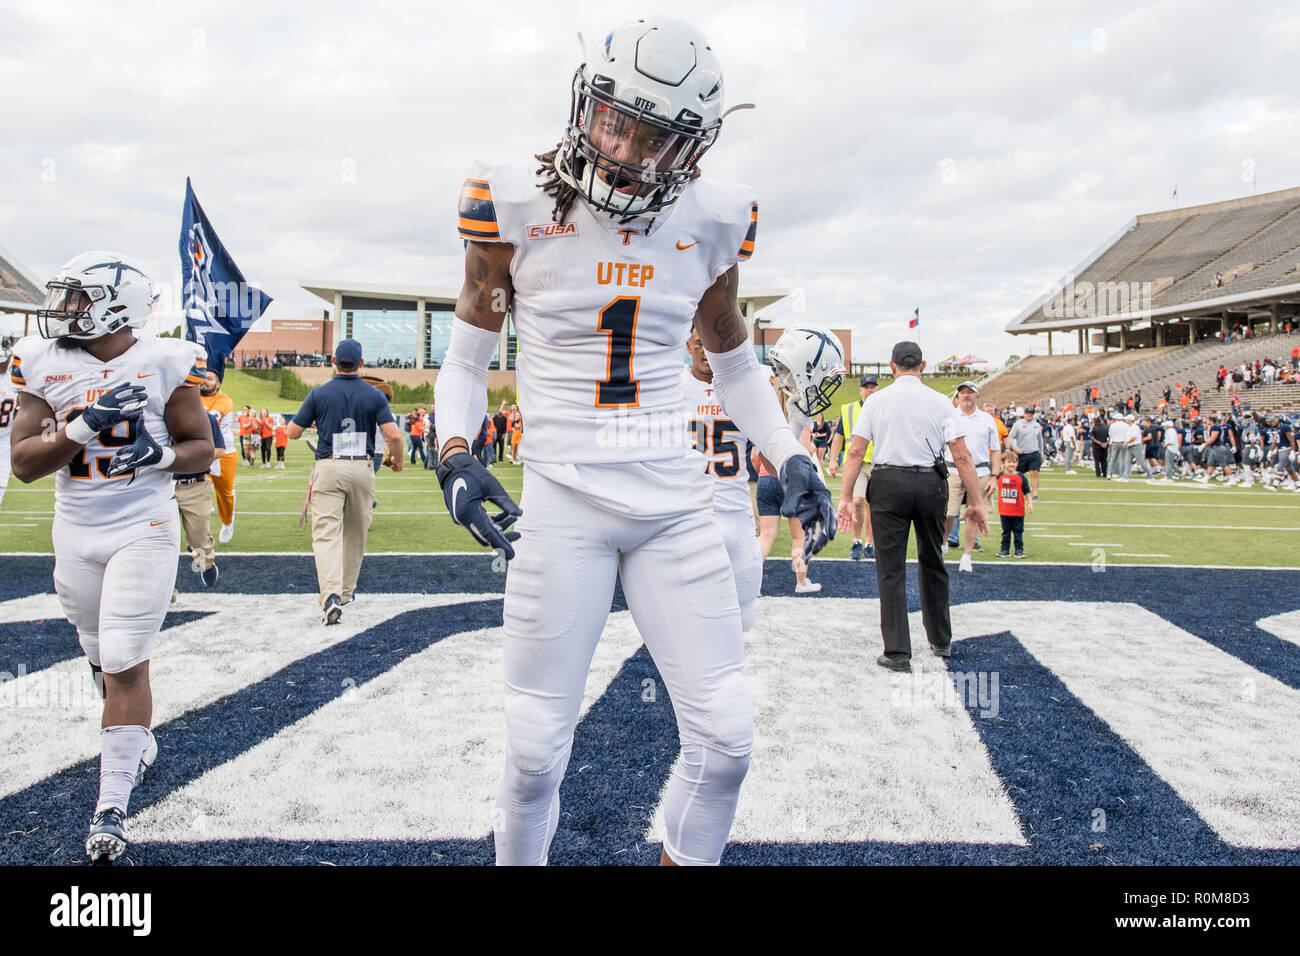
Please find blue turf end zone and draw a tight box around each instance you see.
[0,554,1296,866]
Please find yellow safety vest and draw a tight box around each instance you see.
[841,401,873,464]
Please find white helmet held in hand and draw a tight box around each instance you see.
[768,326,846,417]
[556,16,726,219]
[37,251,155,341]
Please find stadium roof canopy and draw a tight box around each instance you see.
[1008,186,1300,340]
[0,242,43,315]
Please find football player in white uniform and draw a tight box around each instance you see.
[0,337,17,510]
[757,326,846,594]
[8,253,214,863]
[683,327,761,632]
[434,17,835,866]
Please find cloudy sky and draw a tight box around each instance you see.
[2,0,1298,366]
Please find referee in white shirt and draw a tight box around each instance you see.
[837,342,988,671]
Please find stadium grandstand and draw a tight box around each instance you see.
[0,243,43,325]
[985,187,1300,411]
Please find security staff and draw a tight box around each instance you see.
[828,374,878,560]
[836,342,988,671]
[286,339,404,624]
[175,409,226,588]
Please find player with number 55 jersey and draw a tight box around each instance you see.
[434,16,835,868]
[8,251,214,864]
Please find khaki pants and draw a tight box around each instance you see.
[175,479,215,570]
[309,458,375,607]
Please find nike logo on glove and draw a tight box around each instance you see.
[450,477,467,519]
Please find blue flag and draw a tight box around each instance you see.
[180,178,272,378]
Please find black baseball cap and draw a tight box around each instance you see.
[335,338,363,367]
[860,375,878,387]
[890,341,922,368]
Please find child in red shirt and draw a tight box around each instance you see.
[274,416,288,468]
[996,450,1034,558]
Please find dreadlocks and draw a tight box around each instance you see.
[534,144,703,226]
[535,145,578,225]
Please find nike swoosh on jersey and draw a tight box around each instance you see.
[150,520,167,526]
[450,477,467,519]
[676,241,698,250]
[137,373,154,379]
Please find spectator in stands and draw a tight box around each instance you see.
[1291,342,1299,372]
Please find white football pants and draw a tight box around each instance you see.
[53,503,180,674]
[495,464,753,866]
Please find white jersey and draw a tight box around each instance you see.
[0,369,16,474]
[10,334,206,526]
[682,366,752,514]
[459,161,757,467]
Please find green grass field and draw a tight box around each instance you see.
[215,370,975,423]
[3,442,1297,566]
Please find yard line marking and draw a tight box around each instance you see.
[1029,533,1082,538]
[1036,501,1299,509]
[1034,522,1298,531]
[1111,553,1171,557]
[1066,542,1124,547]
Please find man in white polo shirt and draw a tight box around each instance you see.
[944,381,999,573]
[836,342,987,672]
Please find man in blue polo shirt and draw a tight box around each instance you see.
[287,339,404,624]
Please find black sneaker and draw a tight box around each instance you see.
[876,653,911,673]
[997,550,1010,558]
[323,594,343,625]
[1014,551,1027,558]
[86,807,127,864]
[864,543,876,559]
[972,540,983,552]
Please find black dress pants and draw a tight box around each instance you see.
[1093,443,1108,477]
[866,467,951,658]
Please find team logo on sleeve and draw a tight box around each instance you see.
[526,222,578,239]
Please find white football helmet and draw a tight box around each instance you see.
[36,251,155,341]
[0,336,13,365]
[556,17,725,219]
[768,326,847,417]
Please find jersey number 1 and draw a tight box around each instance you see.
[596,296,640,408]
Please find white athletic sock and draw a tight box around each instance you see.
[96,724,151,815]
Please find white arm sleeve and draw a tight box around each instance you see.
[433,318,500,453]
[705,341,807,474]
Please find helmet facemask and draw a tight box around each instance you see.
[558,68,719,220]
[772,354,843,418]
[36,284,119,340]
